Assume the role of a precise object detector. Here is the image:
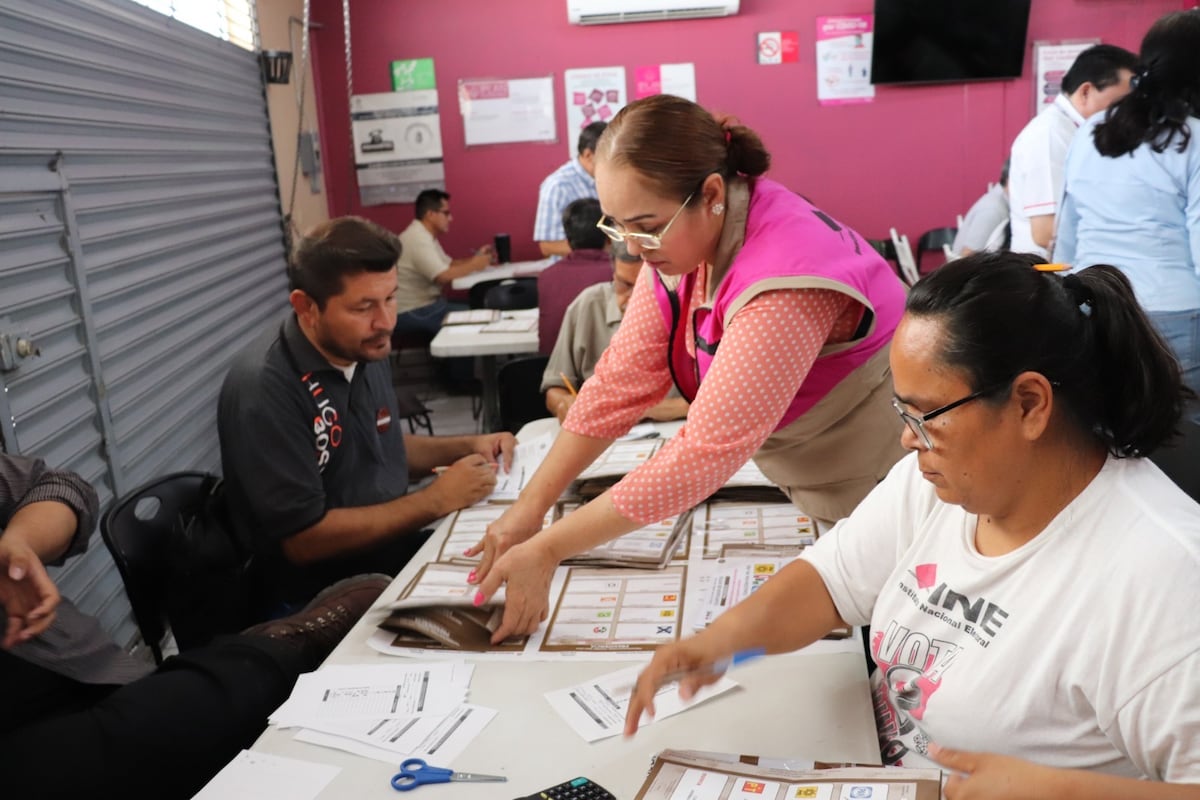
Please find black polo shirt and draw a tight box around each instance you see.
[219,314,414,608]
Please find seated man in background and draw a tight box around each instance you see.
[537,197,613,355]
[1008,43,1136,257]
[0,451,389,799]
[219,216,514,614]
[533,121,607,258]
[395,189,495,336]
[951,158,1010,256]
[542,241,689,423]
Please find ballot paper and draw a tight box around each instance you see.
[268,661,473,728]
[686,554,796,631]
[487,431,554,501]
[442,308,499,325]
[544,663,738,742]
[577,439,663,480]
[634,749,942,800]
[480,316,537,333]
[436,504,557,563]
[192,750,340,800]
[293,703,497,765]
[563,509,690,569]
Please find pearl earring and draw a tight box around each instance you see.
[712,203,725,216]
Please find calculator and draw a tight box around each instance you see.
[514,775,617,799]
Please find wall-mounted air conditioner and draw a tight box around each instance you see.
[567,0,739,26]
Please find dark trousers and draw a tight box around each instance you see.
[0,635,311,800]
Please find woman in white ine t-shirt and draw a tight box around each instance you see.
[628,251,1200,798]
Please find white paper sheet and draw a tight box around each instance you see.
[544,663,738,742]
[192,750,340,800]
[269,662,472,728]
[295,703,497,765]
[488,432,554,501]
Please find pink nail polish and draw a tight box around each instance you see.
[462,548,472,555]
[473,591,484,607]
[467,570,477,582]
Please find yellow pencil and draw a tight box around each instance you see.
[560,372,579,396]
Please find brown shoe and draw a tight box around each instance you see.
[242,574,391,666]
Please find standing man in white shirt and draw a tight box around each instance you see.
[1008,44,1137,257]
[533,121,607,258]
[394,189,495,336]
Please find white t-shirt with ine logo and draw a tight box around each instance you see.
[802,453,1200,782]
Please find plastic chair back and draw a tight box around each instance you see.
[916,227,958,273]
[498,355,552,433]
[100,472,211,664]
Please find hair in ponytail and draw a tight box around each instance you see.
[1094,11,1200,157]
[596,95,771,202]
[906,252,1191,457]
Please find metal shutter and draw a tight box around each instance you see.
[0,0,288,647]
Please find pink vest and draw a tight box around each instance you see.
[653,178,905,430]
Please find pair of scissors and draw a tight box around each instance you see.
[390,758,507,791]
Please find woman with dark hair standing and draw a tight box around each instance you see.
[1056,10,1200,396]
[468,95,908,639]
[629,253,1200,797]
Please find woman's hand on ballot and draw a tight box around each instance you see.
[465,501,545,588]
[472,537,555,643]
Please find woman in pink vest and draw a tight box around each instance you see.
[469,95,907,639]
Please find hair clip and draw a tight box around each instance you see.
[1033,263,1070,272]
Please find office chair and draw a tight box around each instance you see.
[471,278,539,310]
[916,227,958,274]
[497,355,552,433]
[101,472,253,663]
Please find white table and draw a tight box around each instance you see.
[430,308,540,432]
[250,418,881,798]
[451,258,554,290]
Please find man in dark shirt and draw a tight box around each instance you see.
[219,216,514,612]
[537,197,612,355]
[0,452,388,798]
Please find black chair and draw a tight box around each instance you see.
[916,227,958,274]
[497,355,552,433]
[394,386,434,435]
[100,472,213,664]
[470,278,538,310]
[1150,414,1200,503]
[866,238,903,283]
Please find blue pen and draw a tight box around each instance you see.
[655,646,767,686]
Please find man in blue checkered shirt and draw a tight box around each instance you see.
[533,121,607,258]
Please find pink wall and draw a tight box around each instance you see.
[309,0,1187,262]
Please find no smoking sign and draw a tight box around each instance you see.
[757,31,800,65]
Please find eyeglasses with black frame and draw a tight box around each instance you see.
[891,383,1010,450]
[595,192,694,251]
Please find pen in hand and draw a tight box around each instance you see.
[655,647,766,687]
[625,647,766,695]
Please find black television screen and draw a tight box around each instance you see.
[871,0,1032,85]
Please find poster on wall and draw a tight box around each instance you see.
[563,66,626,156]
[815,15,875,106]
[459,76,556,147]
[391,57,436,92]
[350,89,444,206]
[633,63,697,101]
[1032,41,1100,116]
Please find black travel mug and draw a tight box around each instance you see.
[493,233,511,263]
